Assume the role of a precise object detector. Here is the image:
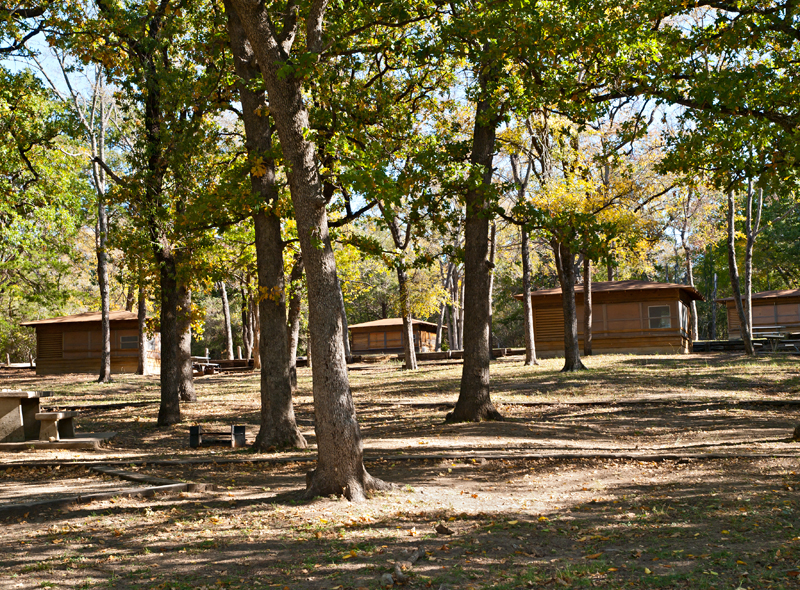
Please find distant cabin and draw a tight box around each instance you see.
[718,289,800,338]
[21,311,160,375]
[348,318,441,354]
[514,280,703,357]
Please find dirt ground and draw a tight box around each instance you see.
[1,353,799,589]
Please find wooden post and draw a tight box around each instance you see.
[205,348,210,360]
[29,353,34,368]
[237,345,242,360]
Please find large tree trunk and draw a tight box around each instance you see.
[684,251,699,341]
[157,252,181,425]
[228,0,386,499]
[727,190,755,355]
[97,194,112,383]
[177,278,196,402]
[397,266,418,370]
[137,279,146,375]
[521,227,538,366]
[447,90,502,423]
[583,256,593,356]
[286,253,304,392]
[225,0,305,450]
[253,212,306,450]
[553,240,586,371]
[220,281,234,359]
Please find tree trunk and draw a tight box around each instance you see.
[137,279,146,375]
[157,252,181,425]
[607,257,613,281]
[225,0,305,450]
[488,222,497,358]
[435,263,453,352]
[241,288,253,361]
[252,300,261,370]
[253,212,306,450]
[228,0,387,499]
[744,182,763,352]
[177,278,196,402]
[286,253,304,392]
[685,254,699,341]
[710,272,718,340]
[336,276,352,361]
[397,266,418,370]
[727,190,755,355]
[125,282,135,312]
[521,227,538,366]
[97,193,112,383]
[220,281,234,360]
[583,256,593,356]
[448,89,502,423]
[553,240,586,371]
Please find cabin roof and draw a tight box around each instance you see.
[717,288,800,303]
[348,318,441,331]
[20,310,139,327]
[514,280,704,302]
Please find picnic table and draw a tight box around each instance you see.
[0,389,51,443]
[191,356,220,375]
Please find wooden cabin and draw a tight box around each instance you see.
[348,318,441,354]
[21,311,160,375]
[514,280,703,357]
[719,288,800,338]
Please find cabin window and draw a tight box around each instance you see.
[120,335,138,350]
[648,305,671,329]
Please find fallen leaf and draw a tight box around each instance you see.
[435,523,454,535]
[644,568,652,574]
[585,553,603,559]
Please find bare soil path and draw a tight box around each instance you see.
[1,353,798,589]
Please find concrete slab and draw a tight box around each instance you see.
[0,432,117,451]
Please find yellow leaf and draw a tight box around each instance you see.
[737,560,746,565]
[538,516,549,522]
[607,567,618,572]
[507,520,518,525]
[644,568,652,574]
[721,530,729,534]
[585,553,602,559]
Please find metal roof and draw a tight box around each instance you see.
[514,280,704,301]
[20,310,139,327]
[717,288,800,302]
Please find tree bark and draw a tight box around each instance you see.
[177,277,196,402]
[583,256,593,356]
[553,240,586,371]
[286,253,304,392]
[521,227,538,365]
[397,266,418,369]
[448,89,502,423]
[220,281,234,360]
[227,0,386,499]
[435,262,453,352]
[157,252,181,425]
[225,0,305,450]
[710,272,718,340]
[744,182,763,351]
[336,276,352,360]
[727,189,755,355]
[241,288,253,360]
[137,279,146,375]
[125,282,135,312]
[253,211,306,450]
[488,222,497,358]
[97,193,112,383]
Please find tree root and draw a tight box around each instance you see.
[304,467,394,502]
[252,428,307,453]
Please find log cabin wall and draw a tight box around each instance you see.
[530,287,693,357]
[725,296,800,339]
[33,319,156,375]
[349,325,439,354]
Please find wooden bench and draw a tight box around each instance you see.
[35,411,78,441]
[189,425,246,448]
